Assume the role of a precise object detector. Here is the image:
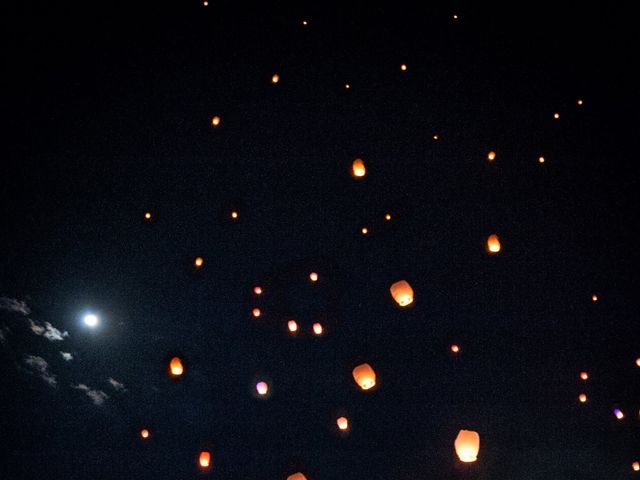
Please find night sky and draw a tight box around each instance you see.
[1,2,639,479]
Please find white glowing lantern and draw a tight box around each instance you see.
[256,381,268,395]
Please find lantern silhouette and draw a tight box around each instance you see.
[385,213,391,221]
[487,151,496,161]
[579,393,587,403]
[312,322,323,335]
[287,320,298,332]
[352,158,366,178]
[352,363,376,390]
[169,357,184,376]
[486,234,501,254]
[256,381,268,395]
[199,451,211,468]
[390,280,414,307]
[140,428,150,439]
[454,429,480,463]
[287,473,307,480]
[211,116,221,127]
[337,416,349,430]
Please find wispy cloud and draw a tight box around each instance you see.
[60,351,73,361]
[72,384,109,406]
[0,297,30,315]
[29,319,69,342]
[24,355,57,387]
[107,377,126,392]
[0,326,8,344]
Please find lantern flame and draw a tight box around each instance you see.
[352,158,366,178]
[170,357,184,377]
[486,234,501,253]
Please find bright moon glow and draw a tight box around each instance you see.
[84,314,99,327]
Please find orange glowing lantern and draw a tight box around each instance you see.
[487,151,496,161]
[256,381,268,395]
[199,451,211,468]
[633,461,639,472]
[211,116,221,127]
[390,280,414,307]
[579,393,587,403]
[361,227,368,235]
[271,73,280,84]
[302,20,308,26]
[385,213,391,221]
[231,211,238,219]
[309,272,318,282]
[170,357,184,377]
[345,83,350,89]
[253,286,262,295]
[194,257,204,268]
[454,429,480,463]
[553,113,560,119]
[592,294,598,302]
[287,320,298,332]
[144,212,152,220]
[636,358,640,367]
[203,1,208,5]
[287,473,307,480]
[140,428,150,439]
[337,416,349,430]
[486,234,501,254]
[352,158,366,178]
[538,156,545,164]
[252,308,261,318]
[577,99,584,106]
[312,322,323,335]
[400,64,407,71]
[451,344,460,353]
[433,134,439,140]
[580,371,588,380]
[352,363,376,390]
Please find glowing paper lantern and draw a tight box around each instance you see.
[211,116,221,127]
[312,322,323,335]
[337,416,349,430]
[170,357,184,377]
[256,381,268,395]
[309,272,318,282]
[538,156,545,164]
[352,363,376,390]
[352,158,366,178]
[486,234,501,254]
[580,371,588,380]
[194,257,204,268]
[287,473,307,480]
[487,151,496,161]
[451,344,460,353]
[400,64,407,71]
[553,113,560,119]
[633,461,639,471]
[390,280,414,307]
[592,294,598,302]
[361,227,368,235]
[144,212,152,220]
[454,430,480,463]
[302,20,308,26]
[614,408,624,420]
[345,83,350,89]
[199,451,211,468]
[271,73,280,84]
[385,213,391,221]
[577,99,584,106]
[579,393,587,403]
[287,320,298,332]
[140,428,150,439]
[433,134,439,140]
[252,308,261,318]
[636,358,640,367]
[231,211,238,219]
[253,286,262,295]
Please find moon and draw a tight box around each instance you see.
[83,314,99,327]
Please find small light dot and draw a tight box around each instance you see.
[614,408,624,420]
[287,320,298,332]
[253,286,262,295]
[337,416,349,430]
[453,14,458,20]
[635,357,640,367]
[203,1,208,5]
[252,308,261,318]
[487,151,496,161]
[272,73,280,84]
[312,322,323,335]
[256,381,268,395]
[140,429,150,439]
[302,20,308,26]
[231,211,238,219]
[309,272,318,282]
[433,134,439,140]
[592,294,598,302]
[144,212,152,220]
[580,371,588,381]
[578,393,587,403]
[633,461,640,472]
[577,99,584,106]
[400,64,407,71]
[211,116,221,127]
[194,257,204,268]
[538,156,545,164]
[450,344,460,353]
[361,227,368,235]
[345,83,350,89]
[553,112,560,119]
[384,213,391,221]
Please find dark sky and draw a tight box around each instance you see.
[1,1,639,479]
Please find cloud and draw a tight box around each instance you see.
[0,297,30,315]
[107,377,126,392]
[73,384,109,406]
[24,355,57,387]
[28,319,69,341]
[60,352,73,361]
[0,326,8,344]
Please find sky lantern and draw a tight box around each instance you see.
[256,381,268,395]
[433,134,439,140]
[451,344,460,353]
[454,429,480,462]
[400,64,407,71]
[352,363,376,390]
[169,357,184,377]
[636,357,640,367]
[252,308,261,318]
[591,294,598,302]
[553,112,560,119]
[271,73,280,84]
[580,371,588,380]
[614,408,624,420]
[309,272,318,282]
[345,83,350,89]
[352,158,366,178]
[385,213,391,221]
[487,151,496,161]
[144,212,152,220]
[538,156,545,164]
[390,280,414,307]
[302,20,308,26]
[231,211,238,219]
[140,428,150,439]
[577,99,584,105]
[287,473,307,480]
[211,116,221,127]
[198,451,211,468]
[312,322,323,335]
[633,461,639,472]
[486,234,501,254]
[194,257,204,268]
[578,393,587,403]
[361,227,368,235]
[253,286,262,295]
[287,320,298,332]
[337,416,349,431]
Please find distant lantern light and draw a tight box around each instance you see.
[486,234,501,254]
[577,99,584,105]
[287,473,307,480]
[578,393,587,403]
[451,344,460,353]
[140,428,150,439]
[614,408,624,420]
[231,211,238,219]
[487,151,496,161]
[400,64,407,71]
[361,227,368,235]
[553,112,560,119]
[633,461,640,472]
[194,257,204,268]
[253,286,262,295]
[352,363,376,390]
[287,320,298,332]
[203,1,208,5]
[169,357,184,377]
[309,272,318,282]
[390,280,414,307]
[198,451,211,468]
[144,212,152,220]
[636,358,640,367]
[256,381,268,395]
[345,83,350,89]
[302,20,308,26]
[591,294,598,302]
[454,430,480,463]
[538,156,545,164]
[271,73,280,84]
[252,308,261,318]
[352,158,366,178]
[312,322,323,335]
[580,371,588,380]
[433,134,439,140]
[384,213,391,221]
[211,116,221,127]
[453,14,459,20]
[337,416,349,430]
